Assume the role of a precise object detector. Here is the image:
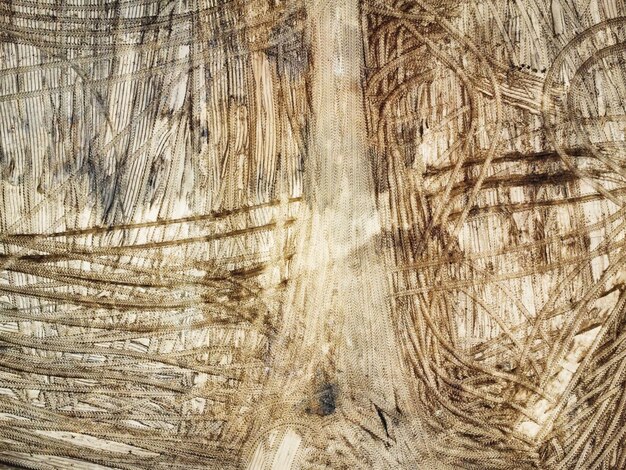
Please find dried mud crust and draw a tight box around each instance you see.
[1,0,626,469]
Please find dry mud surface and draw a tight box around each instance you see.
[0,0,626,468]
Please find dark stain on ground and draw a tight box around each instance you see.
[318,383,337,416]
[306,382,337,416]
